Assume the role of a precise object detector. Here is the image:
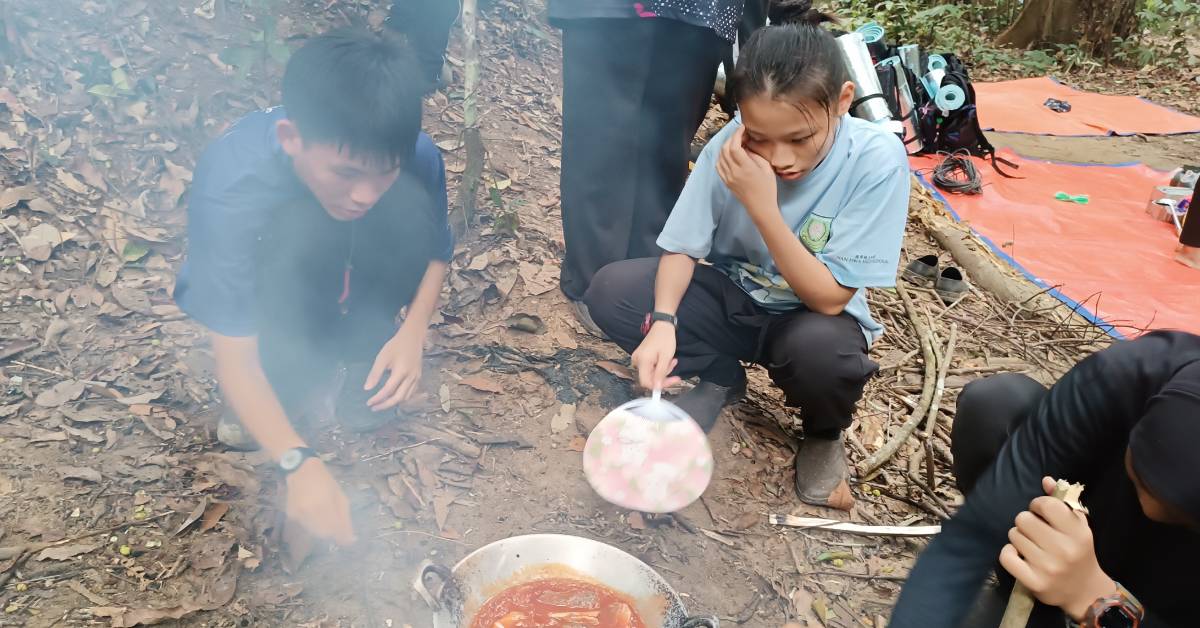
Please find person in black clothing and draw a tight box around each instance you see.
[1176,182,1199,270]
[549,0,745,332]
[890,331,1200,627]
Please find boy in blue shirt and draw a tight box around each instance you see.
[174,30,452,544]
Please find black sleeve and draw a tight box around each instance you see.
[889,356,1128,627]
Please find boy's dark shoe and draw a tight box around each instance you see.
[336,361,402,433]
[794,432,855,510]
[568,299,607,339]
[672,371,747,432]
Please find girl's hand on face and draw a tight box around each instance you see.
[717,125,778,217]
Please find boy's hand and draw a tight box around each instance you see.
[717,125,778,217]
[631,322,681,392]
[365,323,425,411]
[286,459,356,545]
[999,476,1116,621]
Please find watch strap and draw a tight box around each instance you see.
[641,311,678,335]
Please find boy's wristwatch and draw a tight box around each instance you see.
[1070,582,1144,628]
[279,447,319,475]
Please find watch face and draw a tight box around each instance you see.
[1098,604,1138,628]
[280,449,302,471]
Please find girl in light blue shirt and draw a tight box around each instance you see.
[584,0,910,509]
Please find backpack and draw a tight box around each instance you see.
[899,54,1019,176]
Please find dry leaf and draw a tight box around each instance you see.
[731,511,760,531]
[628,512,647,530]
[432,489,462,532]
[22,222,67,262]
[36,543,98,561]
[190,533,235,571]
[66,580,111,606]
[551,403,576,434]
[116,390,164,406]
[55,169,92,195]
[200,502,230,532]
[35,379,87,407]
[173,500,207,537]
[518,261,557,296]
[59,466,103,482]
[596,360,634,381]
[567,436,587,452]
[505,313,545,334]
[459,374,503,394]
[90,604,199,627]
[111,283,152,314]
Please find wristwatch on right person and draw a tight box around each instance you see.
[1068,582,1144,628]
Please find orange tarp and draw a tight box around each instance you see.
[910,150,1197,337]
[974,76,1200,136]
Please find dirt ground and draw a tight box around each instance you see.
[0,2,1194,627]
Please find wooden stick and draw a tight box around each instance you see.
[999,481,1076,628]
[769,514,940,537]
[909,323,959,479]
[861,282,938,475]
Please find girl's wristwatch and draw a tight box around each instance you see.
[1071,582,1144,628]
[641,311,678,335]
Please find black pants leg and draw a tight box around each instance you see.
[584,258,759,386]
[559,19,723,299]
[951,373,1048,494]
[762,311,878,435]
[1181,183,1200,247]
[584,258,877,433]
[952,373,1078,628]
[386,0,460,86]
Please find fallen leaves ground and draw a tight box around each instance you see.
[0,1,1188,626]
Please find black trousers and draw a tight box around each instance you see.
[1182,183,1200,247]
[952,373,1074,628]
[386,0,460,86]
[558,19,723,300]
[583,257,878,434]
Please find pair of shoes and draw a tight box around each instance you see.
[671,371,747,433]
[567,299,607,339]
[902,255,969,305]
[794,431,855,511]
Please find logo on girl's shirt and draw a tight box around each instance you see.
[798,214,833,253]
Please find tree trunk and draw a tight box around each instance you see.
[994,0,1139,57]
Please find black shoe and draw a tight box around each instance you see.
[672,372,747,432]
[336,362,398,433]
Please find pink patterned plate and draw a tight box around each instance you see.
[582,398,714,513]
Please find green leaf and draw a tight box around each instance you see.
[122,242,150,263]
[111,68,133,93]
[87,84,119,98]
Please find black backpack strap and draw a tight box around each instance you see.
[850,93,888,112]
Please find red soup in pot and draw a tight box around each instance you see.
[470,578,646,628]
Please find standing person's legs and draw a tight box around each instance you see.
[559,19,654,303]
[760,311,877,508]
[1176,182,1200,270]
[951,373,1048,494]
[628,20,723,260]
[584,258,766,429]
[386,0,460,88]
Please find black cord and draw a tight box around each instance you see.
[931,150,983,195]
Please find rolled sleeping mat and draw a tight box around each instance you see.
[927,53,948,72]
[856,21,887,60]
[836,32,893,124]
[935,83,966,111]
[878,57,923,152]
[921,67,945,103]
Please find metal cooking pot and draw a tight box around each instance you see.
[413,533,718,628]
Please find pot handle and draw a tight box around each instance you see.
[413,559,456,611]
[681,616,720,628]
